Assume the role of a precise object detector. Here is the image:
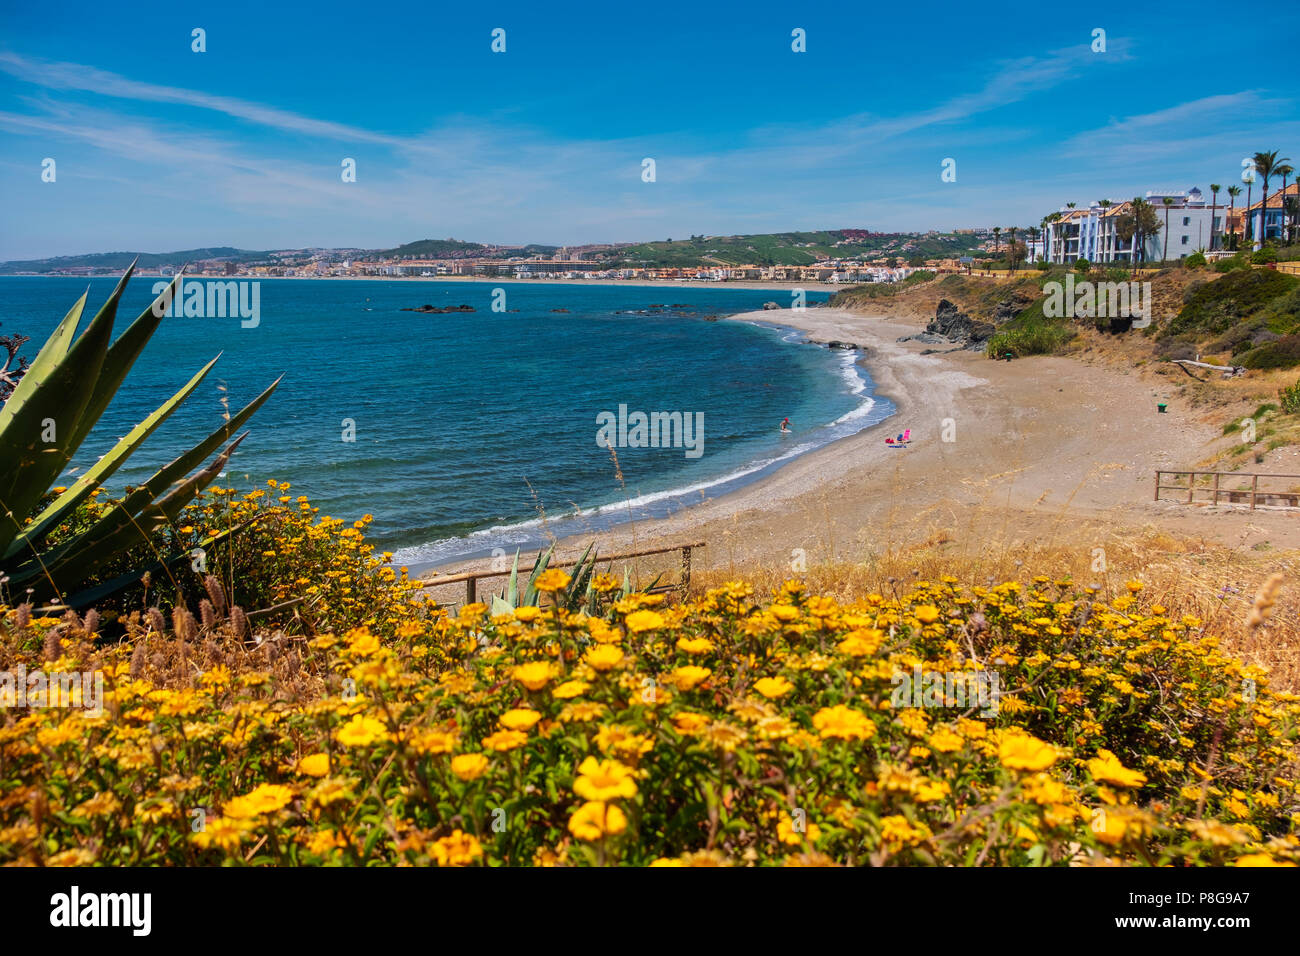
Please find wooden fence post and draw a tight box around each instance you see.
[1213,472,1220,504]
[466,576,477,605]
[1187,472,1195,504]
[1154,471,1161,501]
[1251,475,1259,510]
[680,545,693,596]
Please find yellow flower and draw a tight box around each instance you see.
[927,727,964,753]
[223,783,294,819]
[998,733,1058,771]
[625,609,665,633]
[913,605,941,624]
[451,753,491,781]
[430,829,484,866]
[672,712,711,735]
[1087,749,1147,788]
[191,816,250,852]
[408,729,459,755]
[534,569,572,592]
[668,665,712,691]
[573,756,638,801]
[499,708,542,731]
[335,714,390,748]
[770,604,800,623]
[512,661,555,690]
[298,753,331,777]
[586,644,625,672]
[753,676,794,699]
[777,815,822,845]
[1234,854,1295,867]
[567,801,628,841]
[513,606,542,623]
[482,729,529,752]
[812,705,876,741]
[552,680,589,699]
[676,636,714,654]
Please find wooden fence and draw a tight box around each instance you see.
[1154,470,1300,509]
[425,541,706,606]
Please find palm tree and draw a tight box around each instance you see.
[1227,185,1242,250]
[1027,225,1040,262]
[1252,150,1290,245]
[1243,162,1257,246]
[1209,184,1222,251]
[1097,200,1113,260]
[1161,197,1176,262]
[1276,164,1295,245]
[992,226,1001,255]
[1007,227,1019,272]
[1043,212,1061,263]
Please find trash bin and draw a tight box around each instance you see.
[1157,403,1167,413]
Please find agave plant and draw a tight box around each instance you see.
[491,542,660,616]
[0,263,280,609]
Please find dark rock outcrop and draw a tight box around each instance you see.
[900,299,993,350]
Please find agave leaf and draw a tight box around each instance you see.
[0,289,87,429]
[522,544,555,608]
[491,595,514,617]
[21,436,246,602]
[0,275,128,554]
[504,549,520,607]
[566,543,596,611]
[62,269,185,458]
[7,354,221,557]
[2,376,278,572]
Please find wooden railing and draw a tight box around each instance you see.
[1154,471,1300,509]
[424,541,706,606]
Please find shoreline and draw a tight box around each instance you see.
[418,301,1300,594]
[4,273,846,292]
[397,310,896,573]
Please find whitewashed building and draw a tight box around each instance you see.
[1042,188,1221,264]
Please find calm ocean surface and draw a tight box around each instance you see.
[0,277,894,569]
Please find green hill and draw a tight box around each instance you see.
[0,247,267,274]
[608,230,986,268]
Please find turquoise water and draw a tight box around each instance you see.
[0,277,893,569]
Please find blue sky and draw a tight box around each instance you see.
[1,0,1297,259]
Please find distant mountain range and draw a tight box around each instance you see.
[0,247,272,274]
[0,229,991,274]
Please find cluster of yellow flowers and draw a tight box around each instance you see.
[2,564,1298,866]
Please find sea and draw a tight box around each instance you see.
[0,277,894,571]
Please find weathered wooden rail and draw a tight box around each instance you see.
[425,541,706,606]
[1154,470,1300,509]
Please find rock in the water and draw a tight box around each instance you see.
[762,301,780,310]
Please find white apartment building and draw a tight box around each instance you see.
[1042,188,1222,264]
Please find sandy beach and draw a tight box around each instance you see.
[419,302,1300,593]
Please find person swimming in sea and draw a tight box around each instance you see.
[780,417,792,433]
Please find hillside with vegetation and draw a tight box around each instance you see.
[609,230,987,268]
[0,247,268,274]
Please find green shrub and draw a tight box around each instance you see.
[1252,245,1279,265]
[1279,378,1300,414]
[1183,251,1207,268]
[1239,334,1300,369]
[1167,268,1300,336]
[1035,259,1050,271]
[1214,254,1249,273]
[1074,258,1090,273]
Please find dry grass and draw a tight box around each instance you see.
[692,526,1300,693]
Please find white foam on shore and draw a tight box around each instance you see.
[393,318,891,571]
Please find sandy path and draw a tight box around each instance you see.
[421,306,1300,592]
